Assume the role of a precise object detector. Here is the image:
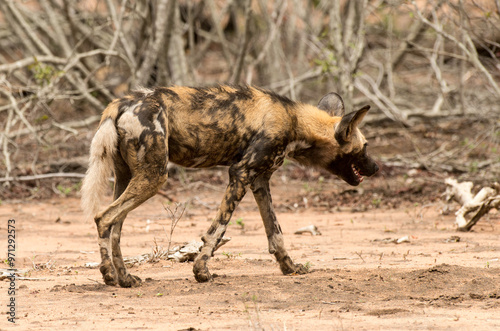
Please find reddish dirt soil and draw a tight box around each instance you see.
[2,172,500,330]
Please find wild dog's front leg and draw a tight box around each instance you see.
[193,173,248,282]
[251,174,308,275]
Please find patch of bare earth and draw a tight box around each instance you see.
[2,174,499,330]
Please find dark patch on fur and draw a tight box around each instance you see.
[189,87,216,110]
[256,86,295,108]
[157,87,180,101]
[135,101,160,132]
[231,85,253,100]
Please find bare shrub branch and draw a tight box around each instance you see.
[0,0,499,184]
[163,202,187,257]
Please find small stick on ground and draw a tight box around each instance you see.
[355,251,366,263]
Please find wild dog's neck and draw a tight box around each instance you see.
[285,103,342,166]
[291,103,340,144]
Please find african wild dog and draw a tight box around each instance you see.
[81,85,379,287]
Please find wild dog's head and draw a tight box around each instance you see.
[288,93,379,186]
[317,93,379,186]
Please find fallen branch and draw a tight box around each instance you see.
[0,172,86,182]
[0,268,45,280]
[120,237,232,266]
[444,178,500,231]
[294,225,322,236]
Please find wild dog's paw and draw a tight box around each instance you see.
[118,274,142,288]
[278,256,310,275]
[282,263,310,276]
[193,264,213,283]
[194,269,213,283]
[103,274,118,286]
[291,263,309,275]
[100,264,118,286]
[193,256,213,283]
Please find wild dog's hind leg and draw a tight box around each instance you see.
[95,134,168,288]
[251,173,308,275]
[109,167,168,288]
[107,162,132,286]
[97,228,117,286]
[193,167,249,282]
[95,170,166,287]
[96,165,131,286]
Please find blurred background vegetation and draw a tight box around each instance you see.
[0,0,499,198]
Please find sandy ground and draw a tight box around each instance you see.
[1,177,500,330]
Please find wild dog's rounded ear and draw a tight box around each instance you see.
[334,105,370,144]
[317,92,345,117]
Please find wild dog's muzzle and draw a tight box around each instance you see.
[329,152,379,186]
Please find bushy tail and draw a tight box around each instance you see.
[81,118,118,219]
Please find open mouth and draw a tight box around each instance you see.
[351,164,364,183]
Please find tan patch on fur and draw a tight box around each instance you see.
[99,100,120,126]
[117,104,145,139]
[296,104,339,139]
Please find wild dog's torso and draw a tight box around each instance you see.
[109,85,319,173]
[104,84,372,185]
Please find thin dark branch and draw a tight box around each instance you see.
[230,0,252,84]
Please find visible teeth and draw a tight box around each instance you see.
[351,164,364,181]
